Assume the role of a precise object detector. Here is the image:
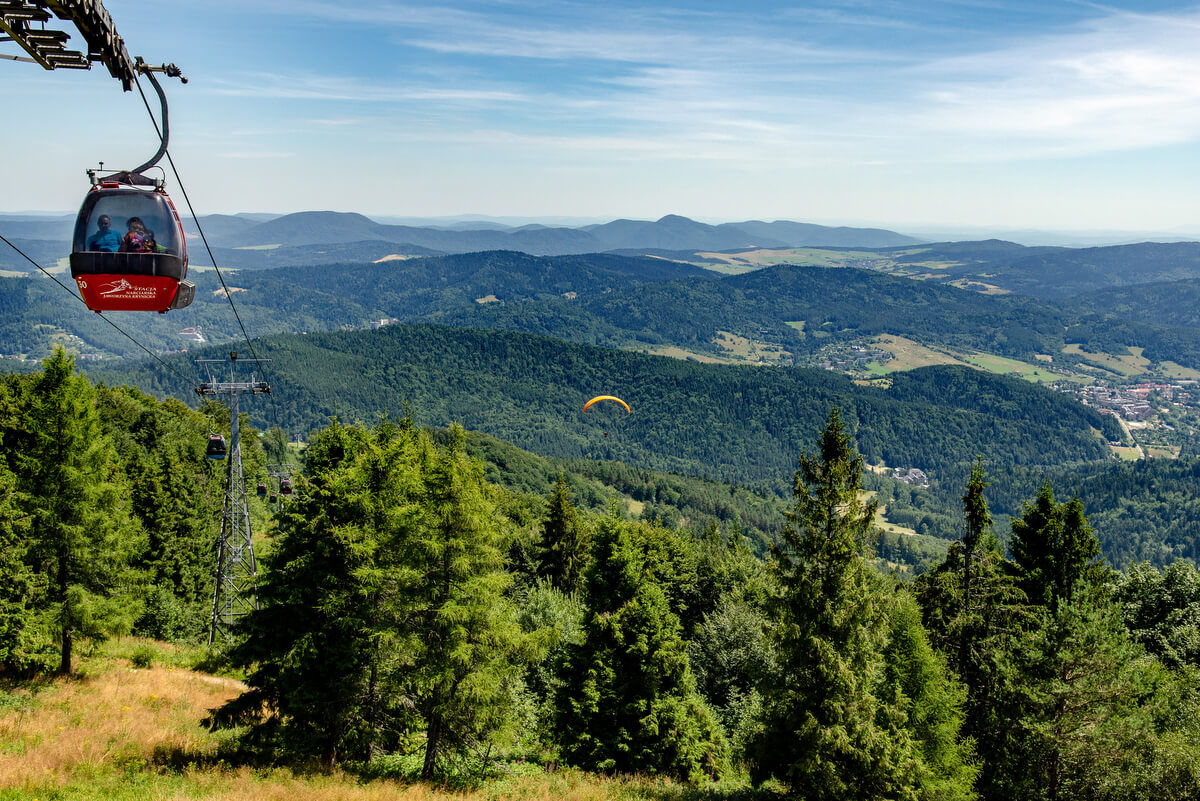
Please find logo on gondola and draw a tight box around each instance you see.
[99,278,136,295]
[98,278,156,299]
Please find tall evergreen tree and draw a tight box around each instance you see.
[555,513,725,782]
[536,475,590,594]
[914,468,1029,801]
[752,408,922,799]
[1012,586,1159,801]
[14,350,140,674]
[410,424,530,779]
[1009,483,1103,609]
[218,420,531,773]
[215,419,410,766]
[878,589,978,801]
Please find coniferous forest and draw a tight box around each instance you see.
[3,350,1200,800]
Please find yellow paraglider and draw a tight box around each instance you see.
[583,395,631,414]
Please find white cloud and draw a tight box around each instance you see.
[904,7,1200,157]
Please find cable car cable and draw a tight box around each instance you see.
[0,231,204,392]
[131,69,284,431]
[132,71,269,381]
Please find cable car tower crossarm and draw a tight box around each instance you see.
[197,353,271,645]
[0,0,136,87]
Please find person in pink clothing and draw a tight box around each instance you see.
[119,216,147,252]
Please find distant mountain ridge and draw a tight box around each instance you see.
[214,211,926,254]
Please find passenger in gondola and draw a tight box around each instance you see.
[86,214,121,252]
[143,229,164,253]
[119,217,147,253]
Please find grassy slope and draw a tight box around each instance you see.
[0,641,746,801]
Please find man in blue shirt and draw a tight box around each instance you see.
[87,215,121,251]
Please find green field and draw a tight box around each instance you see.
[963,352,1090,385]
[1063,344,1151,377]
[869,335,969,372]
[1158,361,1200,380]
[693,247,895,272]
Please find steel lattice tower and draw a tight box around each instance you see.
[199,354,270,644]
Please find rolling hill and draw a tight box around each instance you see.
[0,211,925,267]
[87,323,1118,488]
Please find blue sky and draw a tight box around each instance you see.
[4,0,1200,233]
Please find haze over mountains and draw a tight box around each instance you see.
[5,204,1200,569]
[1,210,924,259]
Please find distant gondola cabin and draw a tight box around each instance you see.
[256,482,267,497]
[206,435,227,460]
[280,478,293,495]
[70,182,194,313]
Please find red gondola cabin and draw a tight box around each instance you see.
[70,179,195,313]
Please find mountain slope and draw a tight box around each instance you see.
[89,324,1116,488]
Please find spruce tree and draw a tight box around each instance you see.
[217,419,419,765]
[752,409,921,798]
[914,467,1028,801]
[878,589,978,801]
[536,475,590,595]
[555,513,725,782]
[1010,483,1103,608]
[410,424,529,779]
[218,421,530,772]
[1011,586,1158,801]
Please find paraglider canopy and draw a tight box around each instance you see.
[584,395,631,413]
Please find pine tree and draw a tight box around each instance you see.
[752,408,921,799]
[14,350,140,675]
[536,475,590,594]
[555,513,725,782]
[410,424,529,779]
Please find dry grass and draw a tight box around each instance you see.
[0,642,768,801]
[148,768,626,801]
[0,645,747,801]
[0,657,244,788]
[870,335,968,372]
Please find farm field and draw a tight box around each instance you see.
[868,335,969,372]
[1062,344,1152,377]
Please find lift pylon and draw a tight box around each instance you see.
[197,352,270,644]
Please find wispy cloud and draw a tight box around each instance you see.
[203,72,528,104]
[906,7,1200,157]
[253,1,1200,165]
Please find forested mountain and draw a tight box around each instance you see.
[967,241,1200,298]
[88,323,1118,487]
[12,247,1200,373]
[0,211,922,266]
[890,239,1200,298]
[0,250,708,358]
[1068,278,1200,329]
